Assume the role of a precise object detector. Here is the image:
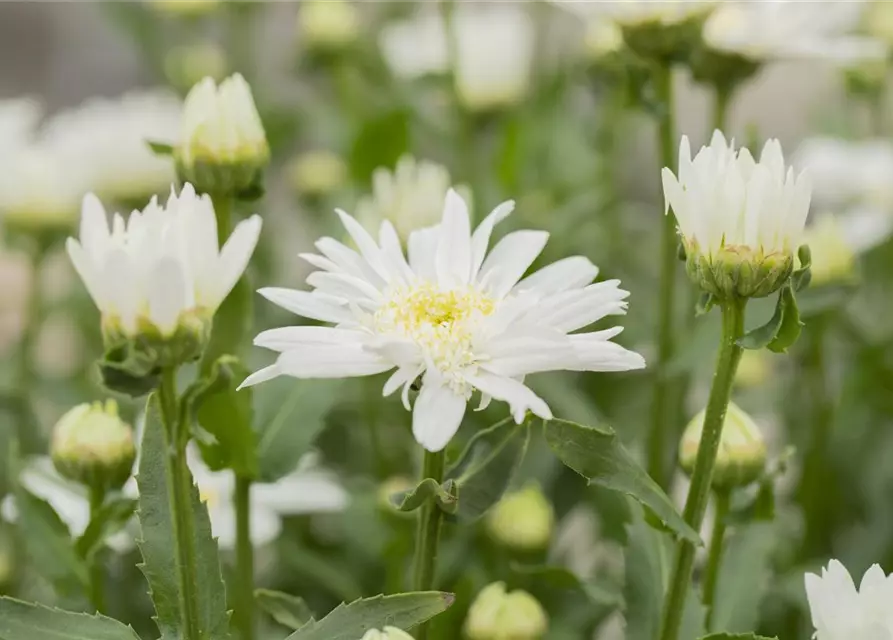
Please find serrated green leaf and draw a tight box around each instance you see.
[136,395,231,640]
[445,417,530,523]
[699,634,777,640]
[192,355,257,476]
[75,496,138,561]
[0,597,141,640]
[14,484,89,596]
[545,418,700,544]
[767,287,802,353]
[286,591,454,640]
[711,524,776,634]
[509,563,622,607]
[147,140,175,157]
[255,378,342,483]
[256,589,313,630]
[391,478,458,515]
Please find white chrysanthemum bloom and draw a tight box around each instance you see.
[40,89,182,204]
[242,190,645,452]
[297,0,360,51]
[552,0,714,27]
[663,130,811,299]
[379,10,449,81]
[66,183,262,342]
[356,156,458,240]
[1,457,134,552]
[177,74,268,193]
[703,0,885,64]
[805,560,893,639]
[360,628,414,640]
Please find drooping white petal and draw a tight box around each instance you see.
[464,371,552,423]
[212,214,262,308]
[412,377,467,452]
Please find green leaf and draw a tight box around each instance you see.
[349,109,410,185]
[256,589,313,630]
[509,563,622,607]
[147,140,175,157]
[699,634,777,640]
[792,244,812,292]
[286,592,455,640]
[391,478,458,515]
[75,496,138,561]
[696,292,717,316]
[136,395,231,640]
[710,524,776,634]
[191,355,257,476]
[544,418,700,544]
[255,378,342,483]
[767,286,802,353]
[737,290,785,350]
[14,484,89,596]
[445,417,530,523]
[0,597,141,640]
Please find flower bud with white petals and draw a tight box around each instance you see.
[465,582,548,640]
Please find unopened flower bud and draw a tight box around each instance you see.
[297,0,360,52]
[177,74,269,196]
[584,20,625,61]
[286,151,347,198]
[465,582,548,640]
[51,400,136,493]
[487,483,554,552]
[686,242,794,300]
[360,627,414,640]
[679,402,767,490]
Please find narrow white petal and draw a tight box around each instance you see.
[147,258,188,336]
[238,364,282,389]
[306,271,383,304]
[276,344,392,378]
[336,209,392,283]
[257,287,352,323]
[412,379,467,452]
[213,214,262,308]
[435,189,472,286]
[470,199,515,280]
[477,230,549,299]
[66,239,106,310]
[568,334,647,372]
[513,256,599,295]
[407,225,440,281]
[79,193,110,252]
[254,326,369,352]
[464,372,552,423]
[383,364,420,397]
[253,473,348,515]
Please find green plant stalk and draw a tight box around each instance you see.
[15,244,46,454]
[88,484,107,614]
[659,298,746,640]
[702,487,731,630]
[212,194,232,243]
[158,367,202,640]
[412,449,446,640]
[647,62,681,490]
[712,84,733,134]
[234,475,255,640]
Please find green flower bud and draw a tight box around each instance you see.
[297,0,360,52]
[360,627,414,640]
[686,241,794,300]
[286,150,347,198]
[487,483,554,552]
[465,582,548,640]
[620,12,709,63]
[679,402,767,490]
[51,399,136,494]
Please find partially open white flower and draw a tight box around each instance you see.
[379,10,449,81]
[704,0,885,64]
[663,131,811,298]
[805,560,893,639]
[0,145,84,231]
[243,189,644,452]
[66,183,261,340]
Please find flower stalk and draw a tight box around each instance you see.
[703,486,731,629]
[659,298,746,640]
[233,475,254,640]
[88,483,107,614]
[412,448,446,640]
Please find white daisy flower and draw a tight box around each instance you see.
[805,560,893,639]
[379,10,449,81]
[552,0,715,28]
[242,190,645,452]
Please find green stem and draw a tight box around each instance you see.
[212,194,233,243]
[159,367,202,640]
[15,246,45,454]
[412,449,446,640]
[88,485,107,614]
[703,488,731,630]
[647,62,680,490]
[659,299,746,640]
[234,474,255,640]
[712,85,733,134]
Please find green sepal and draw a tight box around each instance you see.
[390,478,458,515]
[792,244,812,292]
[146,140,175,157]
[736,286,803,353]
[97,342,160,398]
[696,292,716,316]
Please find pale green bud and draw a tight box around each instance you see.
[298,0,360,51]
[686,240,794,300]
[465,582,548,640]
[734,350,772,389]
[487,483,554,552]
[51,399,136,493]
[360,627,414,640]
[165,44,228,92]
[679,402,767,490]
[286,150,347,198]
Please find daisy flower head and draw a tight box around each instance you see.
[805,560,893,640]
[243,190,645,452]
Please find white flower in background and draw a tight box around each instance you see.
[360,628,414,640]
[584,19,625,60]
[287,150,348,198]
[0,145,85,231]
[0,98,40,154]
[178,73,268,177]
[356,156,458,240]
[703,0,885,64]
[552,0,714,27]
[663,131,811,298]
[465,582,548,640]
[66,183,261,339]
[1,457,133,552]
[805,560,893,639]
[297,0,360,51]
[165,44,228,91]
[379,10,449,80]
[801,211,893,286]
[183,448,349,549]
[243,190,645,452]
[40,89,182,204]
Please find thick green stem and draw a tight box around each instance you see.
[159,367,202,640]
[88,485,107,614]
[234,475,255,640]
[712,85,733,134]
[703,488,731,630]
[412,449,446,640]
[659,299,746,640]
[647,63,680,490]
[212,194,233,243]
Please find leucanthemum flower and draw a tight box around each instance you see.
[805,560,893,639]
[243,190,644,452]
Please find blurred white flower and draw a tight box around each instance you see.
[297,0,360,51]
[40,89,182,204]
[552,0,714,27]
[0,145,84,231]
[66,183,261,339]
[805,560,893,639]
[801,211,893,286]
[243,189,644,452]
[379,10,449,80]
[286,150,348,198]
[703,0,885,64]
[165,44,228,91]
[0,98,40,155]
[584,19,625,60]
[356,156,457,240]
[360,628,414,640]
[185,448,349,549]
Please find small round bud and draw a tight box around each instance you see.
[360,627,414,640]
[679,402,767,490]
[286,151,347,198]
[297,0,360,52]
[487,483,554,552]
[584,20,625,61]
[465,582,548,640]
[686,241,794,300]
[51,399,136,493]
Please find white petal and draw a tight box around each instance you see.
[253,473,348,515]
[513,256,599,295]
[336,208,392,283]
[407,225,440,281]
[477,230,549,298]
[254,326,370,352]
[66,239,106,310]
[148,258,189,336]
[464,371,552,423]
[213,214,262,308]
[238,364,282,389]
[412,378,467,452]
[276,344,392,378]
[383,364,421,397]
[470,199,515,280]
[79,193,110,253]
[568,333,647,372]
[257,287,352,323]
[435,189,472,286]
